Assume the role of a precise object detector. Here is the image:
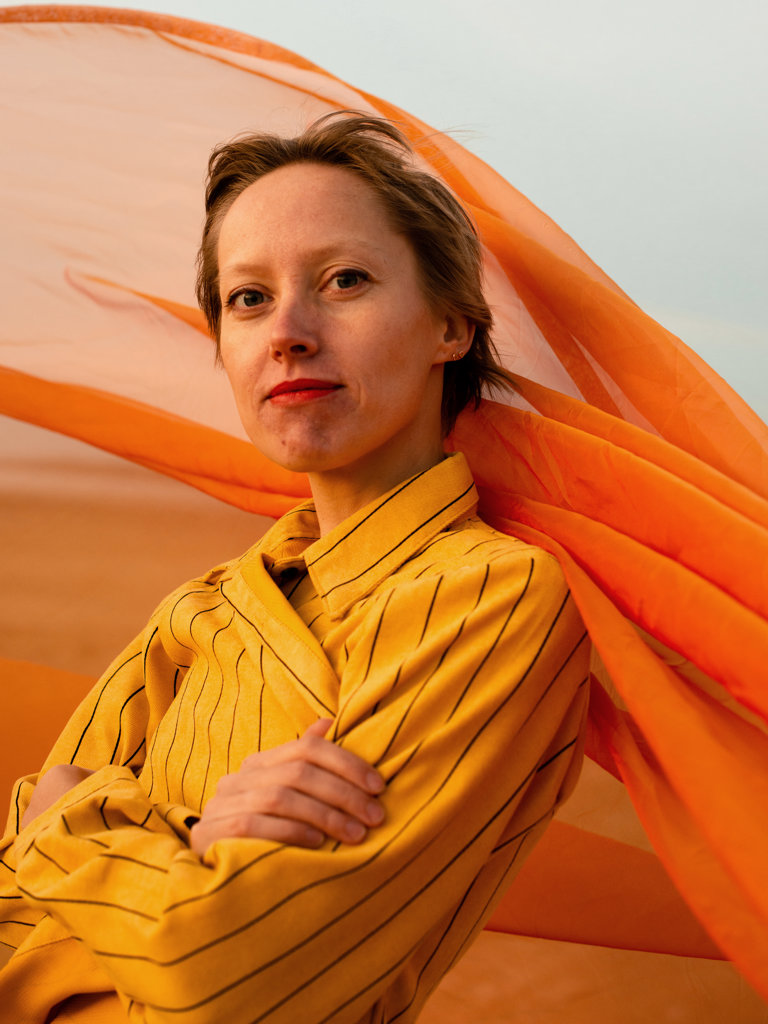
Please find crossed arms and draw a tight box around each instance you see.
[1,548,588,1023]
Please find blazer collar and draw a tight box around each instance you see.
[264,453,478,619]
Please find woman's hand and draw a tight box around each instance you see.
[190,719,385,856]
[21,764,95,829]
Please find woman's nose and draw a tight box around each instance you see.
[268,296,320,360]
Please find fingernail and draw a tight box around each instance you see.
[366,771,385,793]
[365,802,384,826]
[344,821,366,842]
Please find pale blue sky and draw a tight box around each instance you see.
[18,0,768,419]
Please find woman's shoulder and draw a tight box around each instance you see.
[363,516,577,647]
[148,539,264,618]
[397,514,567,597]
[428,515,560,569]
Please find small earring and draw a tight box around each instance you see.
[452,350,462,361]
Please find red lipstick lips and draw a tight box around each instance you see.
[268,379,341,404]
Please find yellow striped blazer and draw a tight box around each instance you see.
[0,454,589,1023]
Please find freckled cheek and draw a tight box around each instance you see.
[222,351,268,402]
[225,371,254,411]
[372,338,433,398]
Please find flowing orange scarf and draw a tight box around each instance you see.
[1,4,767,1001]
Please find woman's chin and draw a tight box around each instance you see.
[250,439,335,476]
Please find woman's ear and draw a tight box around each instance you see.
[436,314,474,363]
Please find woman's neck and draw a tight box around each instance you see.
[309,444,447,536]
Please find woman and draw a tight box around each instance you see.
[0,114,588,1022]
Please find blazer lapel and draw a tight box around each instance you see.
[226,556,340,732]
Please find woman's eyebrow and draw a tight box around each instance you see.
[220,241,388,279]
[219,260,268,279]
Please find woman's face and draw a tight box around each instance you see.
[217,162,465,492]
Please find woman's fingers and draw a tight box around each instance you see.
[303,717,334,739]
[191,721,386,855]
[190,812,325,854]
[191,780,377,854]
[206,762,383,836]
[261,760,384,825]
[249,727,385,796]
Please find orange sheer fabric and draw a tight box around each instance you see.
[1,3,767,1005]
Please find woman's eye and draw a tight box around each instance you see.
[332,270,367,290]
[229,289,266,309]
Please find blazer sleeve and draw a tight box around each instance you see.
[10,548,589,1024]
[0,593,194,951]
